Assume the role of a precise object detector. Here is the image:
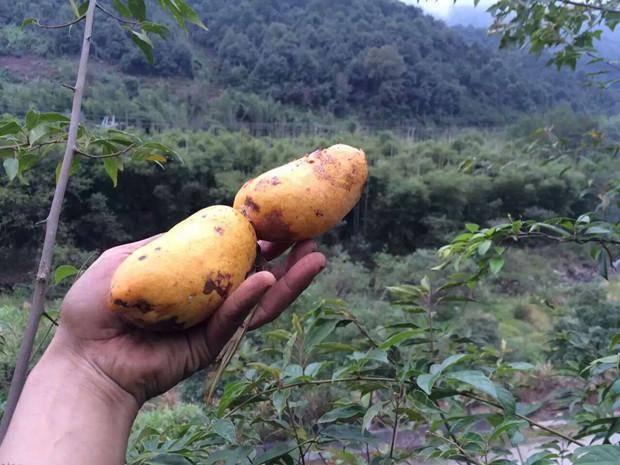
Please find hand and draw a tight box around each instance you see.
[52,237,326,405]
[0,237,325,465]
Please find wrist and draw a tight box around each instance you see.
[0,334,139,465]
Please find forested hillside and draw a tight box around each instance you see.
[0,0,615,126]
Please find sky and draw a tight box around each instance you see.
[402,0,494,23]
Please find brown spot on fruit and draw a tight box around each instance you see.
[139,255,147,261]
[214,226,224,235]
[254,209,293,241]
[155,247,161,251]
[244,196,261,212]
[114,299,129,308]
[315,210,324,217]
[255,176,282,191]
[135,299,153,314]
[203,272,233,299]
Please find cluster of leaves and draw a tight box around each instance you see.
[0,109,178,185]
[126,285,620,465]
[488,0,620,82]
[437,213,620,284]
[20,0,206,64]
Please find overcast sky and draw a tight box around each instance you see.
[402,0,493,21]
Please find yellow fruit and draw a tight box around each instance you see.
[233,144,368,241]
[107,206,257,330]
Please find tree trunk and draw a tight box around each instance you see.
[0,0,98,441]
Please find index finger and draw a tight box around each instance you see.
[259,240,293,261]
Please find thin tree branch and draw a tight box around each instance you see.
[516,231,620,246]
[433,399,479,465]
[75,143,135,159]
[32,14,86,29]
[389,384,404,458]
[95,4,140,25]
[429,432,485,465]
[223,376,397,418]
[559,0,620,14]
[459,391,585,447]
[285,398,306,465]
[0,0,98,441]
[222,376,585,447]
[0,140,65,152]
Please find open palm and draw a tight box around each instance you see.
[53,237,326,404]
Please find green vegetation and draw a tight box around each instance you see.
[1,0,617,126]
[1,0,620,462]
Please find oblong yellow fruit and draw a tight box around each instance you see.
[233,144,368,241]
[108,206,257,330]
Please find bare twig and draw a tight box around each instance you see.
[433,398,480,465]
[285,398,306,465]
[429,432,485,465]
[0,0,98,441]
[559,0,620,13]
[389,384,404,459]
[459,391,585,447]
[205,304,259,403]
[75,143,135,159]
[31,14,86,29]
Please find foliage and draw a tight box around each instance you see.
[488,0,620,80]
[0,0,616,125]
[120,286,620,464]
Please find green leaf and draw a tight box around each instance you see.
[571,445,620,465]
[318,404,364,424]
[586,225,612,235]
[54,264,78,285]
[112,0,132,18]
[29,124,55,146]
[447,370,497,398]
[0,121,21,136]
[38,112,70,123]
[506,362,535,370]
[25,110,39,130]
[3,158,18,181]
[525,451,557,465]
[478,240,492,256]
[212,418,236,443]
[495,385,516,415]
[489,257,504,275]
[103,157,122,187]
[306,320,337,351]
[130,30,153,63]
[254,442,296,465]
[465,223,479,233]
[217,380,250,416]
[21,18,38,28]
[142,21,169,36]
[128,0,146,20]
[304,361,328,377]
[379,329,422,349]
[362,402,383,432]
[271,390,288,417]
[77,1,89,16]
[417,354,468,394]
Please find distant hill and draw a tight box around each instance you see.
[0,0,615,126]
